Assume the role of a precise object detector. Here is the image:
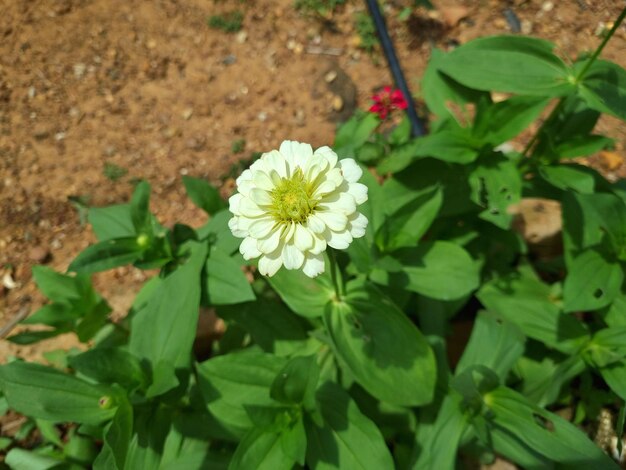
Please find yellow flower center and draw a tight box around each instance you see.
[270,168,316,223]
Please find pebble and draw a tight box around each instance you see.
[257,111,268,122]
[236,31,247,44]
[27,87,36,99]
[103,145,117,157]
[50,239,62,250]
[29,245,50,263]
[222,54,237,65]
[521,20,533,35]
[331,95,344,112]
[33,125,50,140]
[2,272,17,289]
[324,70,337,83]
[182,108,193,120]
[599,151,623,171]
[73,63,86,79]
[54,132,66,141]
[541,1,554,12]
[185,136,205,151]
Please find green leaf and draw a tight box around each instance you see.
[469,152,522,229]
[89,204,135,241]
[7,329,69,345]
[93,401,133,470]
[555,135,614,158]
[473,95,550,146]
[372,241,480,301]
[579,59,626,120]
[130,240,207,377]
[438,36,573,96]
[412,393,468,469]
[599,360,626,401]
[324,280,436,406]
[205,249,255,305]
[229,424,297,470]
[196,349,287,438]
[477,265,589,353]
[69,348,147,391]
[516,353,586,407]
[68,237,144,274]
[539,164,596,194]
[197,209,240,254]
[563,248,624,313]
[413,130,478,164]
[4,449,64,470]
[22,303,79,326]
[267,267,335,318]
[217,299,310,356]
[377,184,442,250]
[333,113,379,158]
[421,48,489,119]
[270,355,319,407]
[0,362,116,425]
[32,266,92,303]
[486,386,619,469]
[456,311,525,380]
[183,176,226,215]
[305,382,394,469]
[130,180,152,234]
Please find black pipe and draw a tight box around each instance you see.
[365,0,427,137]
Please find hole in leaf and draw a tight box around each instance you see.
[594,288,604,299]
[532,413,554,432]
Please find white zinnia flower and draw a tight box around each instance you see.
[228,140,368,278]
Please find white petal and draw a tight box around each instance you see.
[348,182,368,205]
[237,179,254,197]
[313,146,338,169]
[294,224,314,251]
[349,212,368,238]
[280,140,313,169]
[258,251,283,277]
[252,170,275,191]
[258,227,283,254]
[249,188,273,206]
[310,233,327,255]
[248,217,276,238]
[228,193,243,215]
[316,210,348,231]
[326,229,353,250]
[262,150,287,178]
[282,243,305,269]
[339,158,363,183]
[312,179,339,198]
[283,222,296,243]
[235,169,253,186]
[228,216,247,238]
[240,236,261,259]
[239,197,265,217]
[307,214,326,234]
[302,254,325,278]
[319,192,356,215]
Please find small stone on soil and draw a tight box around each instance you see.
[28,246,50,263]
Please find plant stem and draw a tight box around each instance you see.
[521,6,626,161]
[327,249,343,301]
[575,6,626,83]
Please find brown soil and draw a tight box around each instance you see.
[0,0,625,364]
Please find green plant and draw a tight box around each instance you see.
[294,0,346,18]
[355,11,379,53]
[231,138,246,154]
[103,162,128,181]
[207,10,244,33]
[2,8,626,469]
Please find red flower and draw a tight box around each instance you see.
[368,86,408,120]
